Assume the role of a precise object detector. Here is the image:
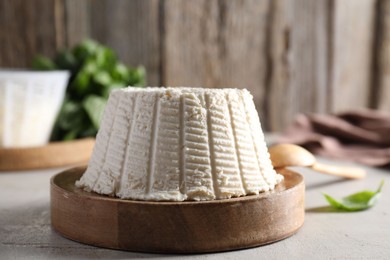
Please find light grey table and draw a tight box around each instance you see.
[1,158,389,259]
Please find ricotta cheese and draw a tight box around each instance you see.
[76,87,283,201]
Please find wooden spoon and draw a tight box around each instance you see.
[268,144,366,179]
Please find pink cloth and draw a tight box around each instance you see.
[278,110,390,166]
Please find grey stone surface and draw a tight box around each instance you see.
[1,159,389,259]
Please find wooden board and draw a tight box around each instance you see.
[0,138,94,171]
[51,167,304,253]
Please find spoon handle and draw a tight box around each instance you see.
[311,162,366,179]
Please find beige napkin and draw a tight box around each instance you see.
[278,110,390,166]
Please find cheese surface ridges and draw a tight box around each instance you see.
[76,87,283,201]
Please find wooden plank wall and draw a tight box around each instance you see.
[375,0,390,112]
[0,0,388,131]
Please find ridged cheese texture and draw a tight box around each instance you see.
[76,87,283,201]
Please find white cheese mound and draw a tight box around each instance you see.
[76,87,283,201]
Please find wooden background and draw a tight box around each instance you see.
[0,0,389,131]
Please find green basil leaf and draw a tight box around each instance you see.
[31,55,57,70]
[323,181,384,211]
[54,50,77,70]
[111,63,129,82]
[73,39,99,62]
[101,82,126,99]
[95,46,117,68]
[78,125,98,138]
[128,66,146,86]
[70,71,90,97]
[83,59,98,74]
[31,39,146,141]
[82,95,107,129]
[57,101,85,130]
[63,129,79,141]
[93,70,112,87]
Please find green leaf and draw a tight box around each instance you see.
[95,46,117,68]
[111,63,130,81]
[73,39,99,62]
[323,181,384,212]
[31,38,146,141]
[83,59,98,74]
[70,71,90,97]
[82,95,107,129]
[31,55,57,70]
[54,50,77,70]
[63,129,79,141]
[78,125,98,138]
[92,70,112,87]
[101,82,126,99]
[57,100,86,130]
[128,66,146,86]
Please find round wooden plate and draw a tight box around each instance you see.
[51,167,304,253]
[0,138,94,171]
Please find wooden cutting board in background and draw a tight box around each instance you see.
[0,138,95,171]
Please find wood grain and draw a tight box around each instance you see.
[266,0,290,131]
[288,0,331,113]
[269,144,366,179]
[267,0,332,131]
[330,0,376,112]
[51,167,305,253]
[0,138,94,171]
[0,0,389,132]
[162,0,270,119]
[89,0,161,86]
[0,0,66,67]
[64,0,91,46]
[375,0,390,112]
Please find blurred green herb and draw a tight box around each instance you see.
[323,181,384,211]
[32,39,146,141]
